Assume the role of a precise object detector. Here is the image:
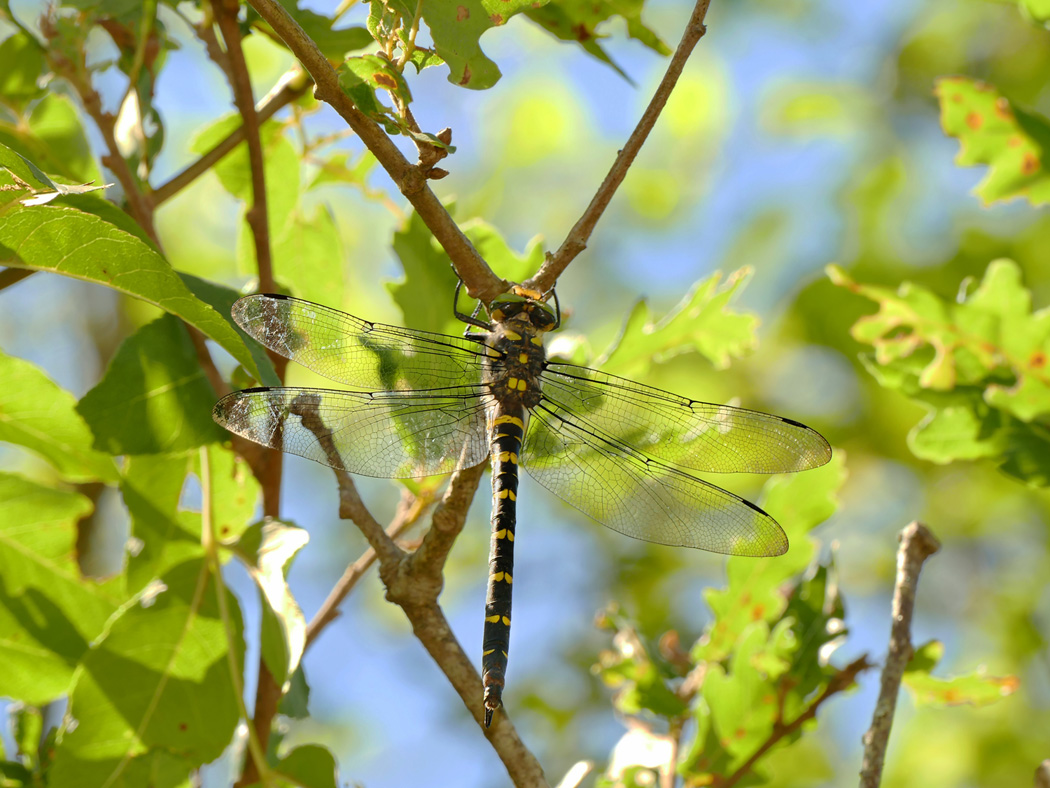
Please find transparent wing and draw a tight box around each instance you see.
[233,294,489,389]
[213,386,490,478]
[521,401,787,556]
[540,362,831,474]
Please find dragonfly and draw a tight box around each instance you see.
[212,285,831,726]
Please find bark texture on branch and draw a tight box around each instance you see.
[859,521,941,788]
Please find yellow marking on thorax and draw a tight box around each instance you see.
[504,330,522,341]
[518,353,529,364]
[531,335,543,346]
[507,376,519,389]
[493,415,524,428]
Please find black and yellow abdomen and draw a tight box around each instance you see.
[481,408,525,726]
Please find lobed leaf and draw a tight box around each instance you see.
[831,260,1050,485]
[935,78,1050,206]
[526,0,670,82]
[599,268,759,378]
[903,640,1020,708]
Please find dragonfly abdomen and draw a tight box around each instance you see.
[482,406,526,727]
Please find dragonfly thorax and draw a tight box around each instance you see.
[482,316,548,410]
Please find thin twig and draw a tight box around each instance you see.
[54,55,159,245]
[246,0,504,303]
[859,522,941,788]
[720,656,872,788]
[304,490,429,647]
[214,0,276,294]
[524,0,713,295]
[151,71,309,206]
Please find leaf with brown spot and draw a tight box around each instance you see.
[935,77,1050,205]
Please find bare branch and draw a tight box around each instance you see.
[151,70,309,206]
[51,51,159,245]
[214,0,276,294]
[859,522,941,788]
[524,0,713,295]
[721,655,873,788]
[245,0,504,302]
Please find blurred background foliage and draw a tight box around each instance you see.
[0,0,1048,785]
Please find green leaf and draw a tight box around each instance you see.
[12,93,101,185]
[230,520,308,686]
[271,744,338,788]
[387,210,464,333]
[179,273,280,387]
[0,202,261,378]
[702,622,796,758]
[831,261,1050,485]
[77,314,225,454]
[49,558,243,784]
[0,33,45,110]
[903,640,1020,707]
[12,704,43,768]
[1019,0,1050,21]
[306,150,378,191]
[245,206,346,308]
[595,612,688,718]
[0,474,122,705]
[0,350,118,482]
[600,269,759,378]
[463,219,544,284]
[278,665,311,719]
[526,0,670,81]
[411,0,551,89]
[935,77,1050,206]
[337,55,410,131]
[259,2,374,59]
[191,117,300,237]
[0,141,55,191]
[121,453,202,594]
[696,453,845,663]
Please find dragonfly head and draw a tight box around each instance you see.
[489,288,559,332]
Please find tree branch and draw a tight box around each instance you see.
[214,0,276,294]
[245,0,504,302]
[859,522,941,788]
[524,0,713,295]
[151,69,309,206]
[720,655,873,788]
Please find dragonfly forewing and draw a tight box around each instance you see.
[233,294,489,391]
